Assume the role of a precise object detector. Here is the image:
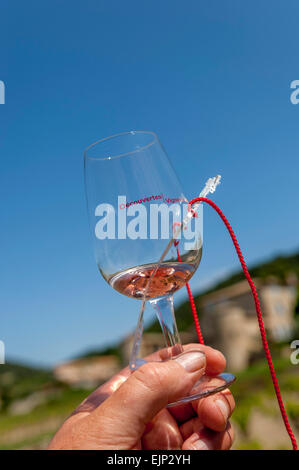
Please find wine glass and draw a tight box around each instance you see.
[84,131,235,407]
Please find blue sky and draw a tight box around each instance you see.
[1,1,299,367]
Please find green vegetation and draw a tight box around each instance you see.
[286,401,299,429]
[0,431,55,450]
[78,344,122,361]
[236,440,263,450]
[229,355,299,449]
[0,366,92,450]
[0,362,54,412]
[204,251,299,291]
[230,356,290,431]
[146,250,299,333]
[0,388,89,433]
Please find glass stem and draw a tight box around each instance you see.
[129,299,146,370]
[150,295,184,359]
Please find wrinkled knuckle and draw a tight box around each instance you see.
[221,390,235,414]
[134,362,166,392]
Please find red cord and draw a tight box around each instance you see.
[176,246,205,345]
[184,197,297,450]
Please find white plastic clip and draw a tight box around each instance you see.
[199,175,221,198]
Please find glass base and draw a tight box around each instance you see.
[129,358,147,370]
[166,372,236,408]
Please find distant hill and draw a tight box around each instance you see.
[0,362,54,411]
[146,250,299,333]
[74,251,299,359]
[77,345,122,360]
[0,361,51,380]
[202,251,299,292]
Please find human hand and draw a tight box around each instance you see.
[48,344,235,450]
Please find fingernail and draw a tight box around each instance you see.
[215,398,230,421]
[175,351,206,373]
[190,439,211,450]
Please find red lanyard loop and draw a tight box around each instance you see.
[184,197,297,451]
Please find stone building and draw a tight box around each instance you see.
[198,278,297,371]
[53,278,297,383]
[122,278,297,372]
[53,355,120,388]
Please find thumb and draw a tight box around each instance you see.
[90,350,206,449]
